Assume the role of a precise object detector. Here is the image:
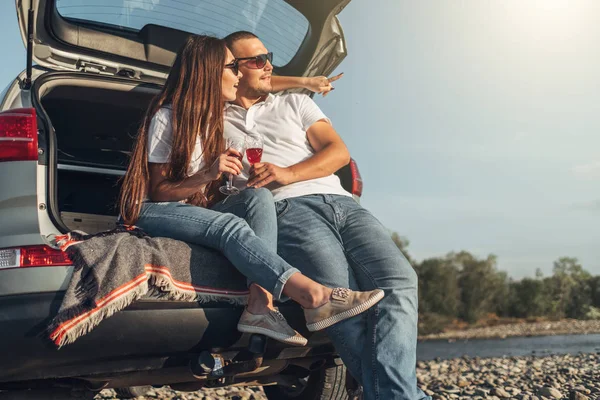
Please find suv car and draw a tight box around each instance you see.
[0,0,364,399]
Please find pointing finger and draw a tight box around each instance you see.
[328,72,344,83]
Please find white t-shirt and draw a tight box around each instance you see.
[224,94,351,201]
[147,106,205,176]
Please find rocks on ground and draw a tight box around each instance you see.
[95,352,600,400]
[417,352,599,400]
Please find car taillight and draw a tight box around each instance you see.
[349,158,363,197]
[0,108,38,162]
[0,245,72,270]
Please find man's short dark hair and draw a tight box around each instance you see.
[224,31,259,52]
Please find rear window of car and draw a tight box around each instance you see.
[55,0,310,66]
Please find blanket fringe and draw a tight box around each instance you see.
[148,272,247,305]
[50,273,247,348]
[50,281,149,348]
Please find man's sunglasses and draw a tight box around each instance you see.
[235,52,274,69]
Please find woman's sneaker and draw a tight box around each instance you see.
[238,308,308,347]
[304,288,385,332]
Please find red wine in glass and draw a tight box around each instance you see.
[246,148,263,165]
[245,135,264,165]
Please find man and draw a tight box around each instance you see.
[223,31,429,400]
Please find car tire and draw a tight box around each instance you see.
[113,386,153,399]
[264,364,348,400]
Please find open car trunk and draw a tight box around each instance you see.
[37,74,161,232]
[17,0,353,234]
[36,73,354,234]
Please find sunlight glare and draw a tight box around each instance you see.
[504,0,592,42]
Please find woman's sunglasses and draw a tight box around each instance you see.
[225,60,239,75]
[235,52,274,69]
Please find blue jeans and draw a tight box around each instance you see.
[135,188,297,300]
[212,188,279,288]
[211,188,277,253]
[275,194,429,400]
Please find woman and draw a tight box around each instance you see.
[119,35,383,346]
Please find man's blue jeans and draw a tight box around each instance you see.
[275,194,429,400]
[135,188,297,300]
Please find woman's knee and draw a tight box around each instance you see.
[247,187,274,204]
[245,188,276,215]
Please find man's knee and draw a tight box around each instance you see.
[379,252,418,290]
[394,252,419,291]
[406,263,418,290]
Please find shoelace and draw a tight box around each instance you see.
[332,287,351,299]
[272,309,286,321]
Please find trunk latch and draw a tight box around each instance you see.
[76,60,112,75]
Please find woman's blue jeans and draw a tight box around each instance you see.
[135,188,298,300]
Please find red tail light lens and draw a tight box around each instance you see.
[0,108,38,162]
[0,246,72,270]
[349,159,363,197]
[21,246,72,267]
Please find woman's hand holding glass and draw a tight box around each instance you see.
[218,138,246,195]
[208,148,243,180]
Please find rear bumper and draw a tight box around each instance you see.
[0,292,330,386]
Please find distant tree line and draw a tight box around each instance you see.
[391,233,600,334]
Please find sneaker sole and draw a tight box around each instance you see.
[306,289,385,332]
[237,324,308,347]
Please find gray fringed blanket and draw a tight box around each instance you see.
[48,226,249,348]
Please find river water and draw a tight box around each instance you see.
[417,333,600,360]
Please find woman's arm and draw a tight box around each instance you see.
[270,73,343,96]
[147,149,243,202]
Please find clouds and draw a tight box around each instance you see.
[571,161,600,180]
[572,199,600,211]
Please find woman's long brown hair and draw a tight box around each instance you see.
[119,35,227,225]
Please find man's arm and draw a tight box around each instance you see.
[247,120,350,188]
[270,73,343,97]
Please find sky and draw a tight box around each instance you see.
[1,1,598,278]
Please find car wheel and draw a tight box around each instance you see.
[264,364,348,400]
[113,386,153,399]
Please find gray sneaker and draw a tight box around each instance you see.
[304,288,385,332]
[238,308,308,347]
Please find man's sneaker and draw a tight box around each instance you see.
[238,308,308,347]
[304,288,385,332]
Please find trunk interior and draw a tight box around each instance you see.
[37,74,354,234]
[38,76,161,233]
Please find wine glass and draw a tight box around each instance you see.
[219,137,245,196]
[245,135,264,166]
